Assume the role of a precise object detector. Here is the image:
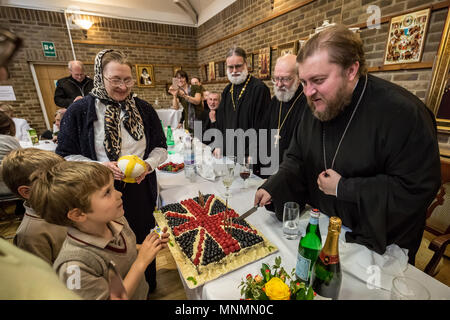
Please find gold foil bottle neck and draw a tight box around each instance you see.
[328,216,342,233]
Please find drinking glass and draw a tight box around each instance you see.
[239,157,252,189]
[390,276,430,300]
[283,202,300,239]
[222,156,236,198]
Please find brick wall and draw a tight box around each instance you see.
[1,1,448,132]
[0,7,197,133]
[197,0,448,101]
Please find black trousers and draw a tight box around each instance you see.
[115,173,157,289]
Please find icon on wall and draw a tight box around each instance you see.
[136,64,155,87]
[277,41,299,58]
[384,8,430,65]
[258,47,271,80]
[173,66,182,77]
[208,61,215,81]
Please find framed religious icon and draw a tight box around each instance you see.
[384,8,430,65]
[209,61,216,81]
[173,66,182,76]
[247,53,254,72]
[217,61,225,77]
[136,64,155,87]
[428,9,450,135]
[258,47,271,80]
[277,41,299,58]
[201,64,208,83]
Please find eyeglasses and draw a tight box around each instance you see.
[227,64,244,70]
[271,77,293,84]
[104,76,135,87]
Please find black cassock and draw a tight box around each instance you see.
[215,75,271,176]
[262,85,308,177]
[262,74,441,263]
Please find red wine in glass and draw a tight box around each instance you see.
[240,171,250,180]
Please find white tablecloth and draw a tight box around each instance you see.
[19,140,57,152]
[156,108,183,129]
[156,153,450,300]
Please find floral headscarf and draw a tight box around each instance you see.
[90,49,144,161]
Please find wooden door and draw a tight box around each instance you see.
[33,64,68,128]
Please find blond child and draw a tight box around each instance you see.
[2,148,67,265]
[29,161,169,300]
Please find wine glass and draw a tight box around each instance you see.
[239,157,252,189]
[222,157,236,198]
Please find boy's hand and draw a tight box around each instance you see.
[136,227,169,267]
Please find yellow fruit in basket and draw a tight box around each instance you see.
[117,155,147,183]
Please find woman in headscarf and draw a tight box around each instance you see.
[56,49,167,292]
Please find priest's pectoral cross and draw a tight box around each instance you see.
[274,129,281,147]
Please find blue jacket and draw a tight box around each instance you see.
[56,94,167,204]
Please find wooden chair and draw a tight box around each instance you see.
[424,158,450,276]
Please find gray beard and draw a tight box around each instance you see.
[227,69,248,85]
[274,82,299,102]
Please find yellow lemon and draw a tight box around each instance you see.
[117,155,147,183]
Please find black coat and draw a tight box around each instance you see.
[54,76,94,108]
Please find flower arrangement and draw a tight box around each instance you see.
[239,256,315,300]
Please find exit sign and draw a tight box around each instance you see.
[41,41,56,57]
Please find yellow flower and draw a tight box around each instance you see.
[254,275,263,283]
[264,277,290,300]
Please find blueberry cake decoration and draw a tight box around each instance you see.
[153,194,277,288]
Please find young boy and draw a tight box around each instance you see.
[29,161,169,300]
[2,148,67,265]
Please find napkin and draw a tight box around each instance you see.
[195,146,216,181]
[340,241,408,291]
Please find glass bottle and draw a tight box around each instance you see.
[166,125,175,154]
[295,208,322,285]
[311,216,342,300]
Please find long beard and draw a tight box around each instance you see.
[307,81,352,122]
[274,81,300,102]
[227,68,248,85]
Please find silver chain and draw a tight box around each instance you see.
[323,74,368,172]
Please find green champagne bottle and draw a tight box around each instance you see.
[311,216,342,300]
[295,208,322,285]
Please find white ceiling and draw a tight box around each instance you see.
[2,0,236,26]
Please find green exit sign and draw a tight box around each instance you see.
[41,41,56,57]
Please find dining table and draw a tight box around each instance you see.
[155,132,450,300]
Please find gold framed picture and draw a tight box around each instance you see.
[217,61,225,78]
[277,41,299,57]
[173,66,182,77]
[428,9,450,133]
[384,8,430,65]
[247,53,254,72]
[201,64,208,83]
[136,64,155,87]
[209,61,216,81]
[258,47,271,80]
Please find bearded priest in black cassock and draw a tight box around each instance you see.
[255,26,441,264]
[262,54,307,177]
[214,46,271,176]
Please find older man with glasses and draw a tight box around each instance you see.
[262,54,307,177]
[214,46,271,177]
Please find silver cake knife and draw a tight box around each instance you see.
[236,206,258,221]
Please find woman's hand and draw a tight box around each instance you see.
[103,161,124,180]
[168,86,178,97]
[135,162,151,184]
